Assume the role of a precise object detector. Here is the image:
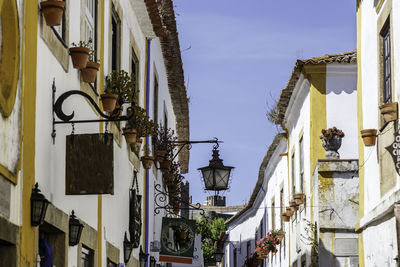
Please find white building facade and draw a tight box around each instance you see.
[0,0,190,266]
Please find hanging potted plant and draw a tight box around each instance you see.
[81,49,100,83]
[103,70,135,113]
[293,192,305,205]
[132,138,143,154]
[40,0,65,26]
[380,102,398,123]
[254,230,284,261]
[285,207,294,217]
[361,129,378,146]
[140,145,154,169]
[320,127,345,159]
[289,200,298,211]
[154,126,177,162]
[69,40,91,69]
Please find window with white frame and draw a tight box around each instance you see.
[299,136,304,193]
[381,21,391,104]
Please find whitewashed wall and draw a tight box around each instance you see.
[35,0,179,265]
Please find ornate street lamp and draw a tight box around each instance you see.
[69,210,84,246]
[30,183,49,226]
[139,246,149,267]
[198,145,234,191]
[213,251,224,263]
[123,232,133,263]
[149,256,156,267]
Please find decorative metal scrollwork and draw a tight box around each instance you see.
[154,183,204,217]
[51,79,134,143]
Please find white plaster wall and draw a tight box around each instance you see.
[326,64,358,159]
[35,0,179,265]
[227,139,287,267]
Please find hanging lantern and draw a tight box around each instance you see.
[149,256,156,267]
[30,183,49,226]
[213,251,224,263]
[198,147,234,191]
[139,246,149,267]
[124,232,133,263]
[69,210,84,246]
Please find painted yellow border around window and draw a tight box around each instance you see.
[376,0,385,13]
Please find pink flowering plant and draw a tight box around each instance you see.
[254,230,284,259]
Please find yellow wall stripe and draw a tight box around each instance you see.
[20,0,38,265]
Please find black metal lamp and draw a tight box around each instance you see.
[139,246,149,267]
[124,232,133,263]
[69,210,84,246]
[213,251,224,263]
[198,147,234,191]
[30,183,49,226]
[149,256,156,267]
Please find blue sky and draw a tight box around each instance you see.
[174,1,357,206]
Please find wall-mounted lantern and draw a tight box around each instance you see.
[139,246,149,267]
[123,232,133,263]
[213,251,224,263]
[149,256,156,267]
[30,183,49,226]
[69,210,84,246]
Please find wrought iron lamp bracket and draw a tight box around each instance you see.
[51,79,134,143]
[168,138,223,161]
[153,183,205,217]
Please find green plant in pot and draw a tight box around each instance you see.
[141,145,154,170]
[81,49,100,83]
[69,40,92,69]
[103,70,136,114]
[154,126,177,162]
[124,106,157,145]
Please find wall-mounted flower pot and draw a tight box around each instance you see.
[289,200,297,208]
[159,160,171,173]
[141,156,154,169]
[123,128,137,144]
[81,61,100,83]
[133,138,143,154]
[69,47,90,69]
[281,213,290,222]
[40,0,65,26]
[293,193,305,205]
[290,205,298,212]
[380,102,398,123]
[155,150,167,162]
[360,129,377,146]
[100,93,118,113]
[285,207,294,217]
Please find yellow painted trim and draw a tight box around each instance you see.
[305,64,327,225]
[356,1,365,266]
[376,0,384,13]
[20,0,38,265]
[0,164,18,184]
[97,1,105,266]
[0,0,20,117]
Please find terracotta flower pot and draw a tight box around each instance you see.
[289,200,298,208]
[380,102,398,123]
[281,213,290,222]
[286,207,294,217]
[81,61,100,83]
[159,160,171,173]
[40,0,65,26]
[291,205,299,212]
[294,193,305,205]
[155,150,167,162]
[134,138,143,154]
[100,93,118,113]
[361,129,378,146]
[69,47,90,69]
[122,128,137,144]
[141,156,154,169]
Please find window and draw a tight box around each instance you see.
[85,0,98,91]
[246,241,251,258]
[291,152,296,194]
[271,200,275,230]
[299,136,304,192]
[52,0,66,45]
[280,188,284,229]
[381,22,391,104]
[131,49,139,102]
[153,75,159,124]
[82,246,94,267]
[111,7,121,71]
[233,248,237,267]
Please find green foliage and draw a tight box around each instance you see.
[71,39,93,48]
[105,70,136,98]
[195,217,227,266]
[126,106,158,138]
